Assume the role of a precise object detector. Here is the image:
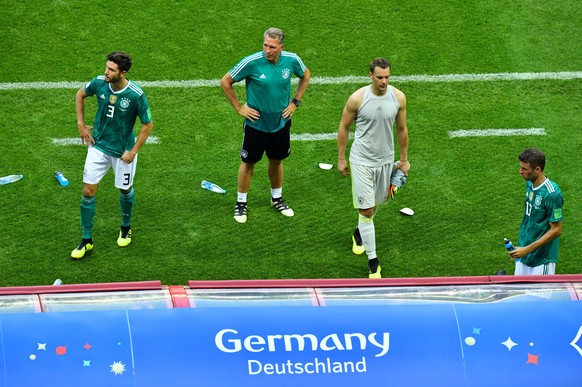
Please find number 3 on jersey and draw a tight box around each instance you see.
[107,105,115,118]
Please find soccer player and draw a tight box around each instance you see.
[508,148,563,275]
[337,58,410,278]
[220,27,311,223]
[71,52,153,259]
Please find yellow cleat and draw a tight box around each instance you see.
[352,234,365,255]
[71,240,93,259]
[352,229,365,255]
[369,266,382,279]
[117,229,132,247]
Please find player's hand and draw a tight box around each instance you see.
[282,103,297,119]
[121,150,136,164]
[398,160,410,176]
[78,124,95,146]
[237,104,260,122]
[338,159,349,177]
[508,246,528,260]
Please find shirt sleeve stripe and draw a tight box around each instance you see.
[282,51,306,71]
[229,52,263,78]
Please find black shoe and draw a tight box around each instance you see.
[234,202,248,223]
[270,197,294,217]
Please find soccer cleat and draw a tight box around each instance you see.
[117,227,132,247]
[352,228,365,255]
[71,238,93,259]
[270,197,294,217]
[369,265,382,279]
[234,202,248,223]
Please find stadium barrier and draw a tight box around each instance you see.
[0,275,581,386]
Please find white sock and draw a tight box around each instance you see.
[237,192,247,203]
[358,214,376,259]
[271,187,282,200]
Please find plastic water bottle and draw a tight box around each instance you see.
[504,238,520,263]
[0,174,24,185]
[201,180,226,194]
[503,238,515,251]
[55,171,69,187]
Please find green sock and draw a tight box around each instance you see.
[80,196,96,239]
[120,188,134,227]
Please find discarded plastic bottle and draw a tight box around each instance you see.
[0,174,24,185]
[504,238,520,263]
[201,180,226,194]
[55,171,69,187]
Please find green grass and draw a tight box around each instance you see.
[0,0,581,286]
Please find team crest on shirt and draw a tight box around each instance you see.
[120,98,130,109]
[281,68,291,79]
[534,195,542,206]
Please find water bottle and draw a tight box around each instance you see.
[201,180,226,194]
[53,279,63,286]
[0,174,24,185]
[504,238,520,263]
[503,238,515,251]
[55,171,69,187]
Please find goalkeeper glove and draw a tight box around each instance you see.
[389,161,407,199]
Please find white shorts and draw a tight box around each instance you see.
[514,261,556,275]
[83,146,137,189]
[351,163,394,209]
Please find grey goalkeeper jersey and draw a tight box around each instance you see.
[349,85,400,166]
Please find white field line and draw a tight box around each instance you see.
[2,71,582,90]
[293,128,546,141]
[290,133,353,141]
[448,128,546,138]
[51,129,544,145]
[52,134,339,144]
[52,136,160,145]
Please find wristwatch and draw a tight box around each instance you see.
[292,98,301,107]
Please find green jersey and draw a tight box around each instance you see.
[84,76,152,157]
[229,51,306,133]
[518,178,563,266]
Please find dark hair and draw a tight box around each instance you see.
[518,148,546,171]
[107,51,132,73]
[370,57,391,73]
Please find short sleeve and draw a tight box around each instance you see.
[84,78,97,97]
[546,192,564,222]
[137,93,152,124]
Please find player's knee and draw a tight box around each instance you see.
[359,208,375,218]
[82,184,98,198]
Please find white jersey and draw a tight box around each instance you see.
[349,85,400,166]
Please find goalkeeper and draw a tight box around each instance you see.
[337,57,410,278]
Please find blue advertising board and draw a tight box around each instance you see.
[0,301,581,386]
